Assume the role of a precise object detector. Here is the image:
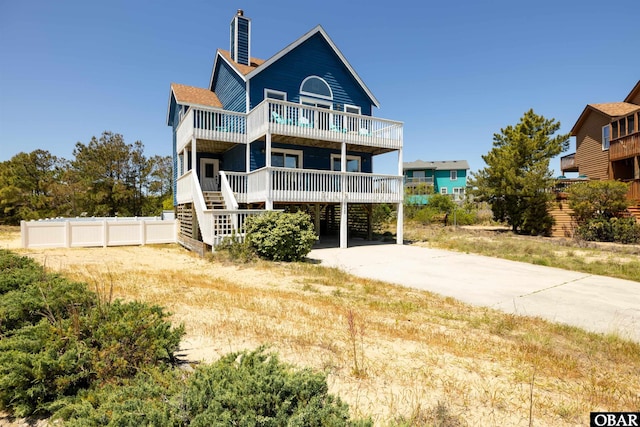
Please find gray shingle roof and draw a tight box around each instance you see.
[403,160,469,171]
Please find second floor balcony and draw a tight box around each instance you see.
[176,99,403,155]
[609,110,640,161]
[560,153,578,173]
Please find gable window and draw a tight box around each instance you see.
[450,170,458,181]
[300,76,333,100]
[331,154,361,172]
[271,148,302,169]
[602,125,610,150]
[344,104,361,114]
[440,187,448,195]
[265,89,287,101]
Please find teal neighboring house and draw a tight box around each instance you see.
[403,160,469,204]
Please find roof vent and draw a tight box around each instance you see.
[230,10,251,66]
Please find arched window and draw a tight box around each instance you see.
[300,76,333,100]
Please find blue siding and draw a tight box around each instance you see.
[213,59,246,112]
[248,33,373,115]
[222,144,247,172]
[236,17,250,65]
[169,94,181,206]
[246,142,372,173]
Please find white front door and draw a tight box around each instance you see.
[199,158,219,191]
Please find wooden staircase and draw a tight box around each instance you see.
[203,192,226,210]
[624,204,640,221]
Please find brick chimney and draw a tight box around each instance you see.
[230,9,251,66]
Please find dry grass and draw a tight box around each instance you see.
[3,226,639,426]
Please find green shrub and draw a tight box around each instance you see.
[0,249,45,294]
[186,348,371,427]
[0,300,183,416]
[0,251,184,417]
[0,276,95,335]
[372,204,393,232]
[577,217,640,244]
[56,348,370,426]
[245,211,317,262]
[567,180,630,222]
[612,217,640,244]
[214,234,256,263]
[53,368,188,426]
[0,319,94,416]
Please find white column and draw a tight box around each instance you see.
[340,141,347,248]
[265,133,273,210]
[246,141,251,173]
[191,138,197,176]
[397,147,403,245]
[183,149,188,175]
[340,201,348,249]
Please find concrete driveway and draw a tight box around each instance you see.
[308,243,640,342]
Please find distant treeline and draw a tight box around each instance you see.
[0,131,172,224]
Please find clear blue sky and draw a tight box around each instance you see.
[1,0,638,176]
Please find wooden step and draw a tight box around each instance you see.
[203,191,225,210]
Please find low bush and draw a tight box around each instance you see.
[213,234,256,263]
[186,347,371,427]
[576,217,640,244]
[54,368,188,426]
[0,249,45,294]
[245,211,317,262]
[0,250,184,417]
[55,348,370,426]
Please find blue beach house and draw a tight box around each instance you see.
[167,10,404,251]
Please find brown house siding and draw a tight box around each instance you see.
[626,92,640,105]
[575,112,610,180]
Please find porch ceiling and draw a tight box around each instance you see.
[194,139,236,154]
[270,134,396,155]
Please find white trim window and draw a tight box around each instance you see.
[330,154,361,172]
[264,89,287,101]
[602,125,610,150]
[452,187,465,200]
[450,170,458,181]
[440,187,448,195]
[271,148,303,169]
[343,104,361,132]
[344,104,361,114]
[300,76,333,100]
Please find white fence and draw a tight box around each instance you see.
[21,218,177,249]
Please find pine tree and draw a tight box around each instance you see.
[471,109,569,235]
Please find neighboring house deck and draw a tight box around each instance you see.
[167,10,404,251]
[561,80,640,203]
[403,160,469,203]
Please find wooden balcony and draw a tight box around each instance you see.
[560,153,578,173]
[610,132,640,161]
[175,100,403,155]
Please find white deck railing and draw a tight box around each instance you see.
[247,99,403,150]
[224,171,248,203]
[208,209,270,247]
[176,107,247,153]
[244,167,402,204]
[176,100,403,154]
[219,171,239,210]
